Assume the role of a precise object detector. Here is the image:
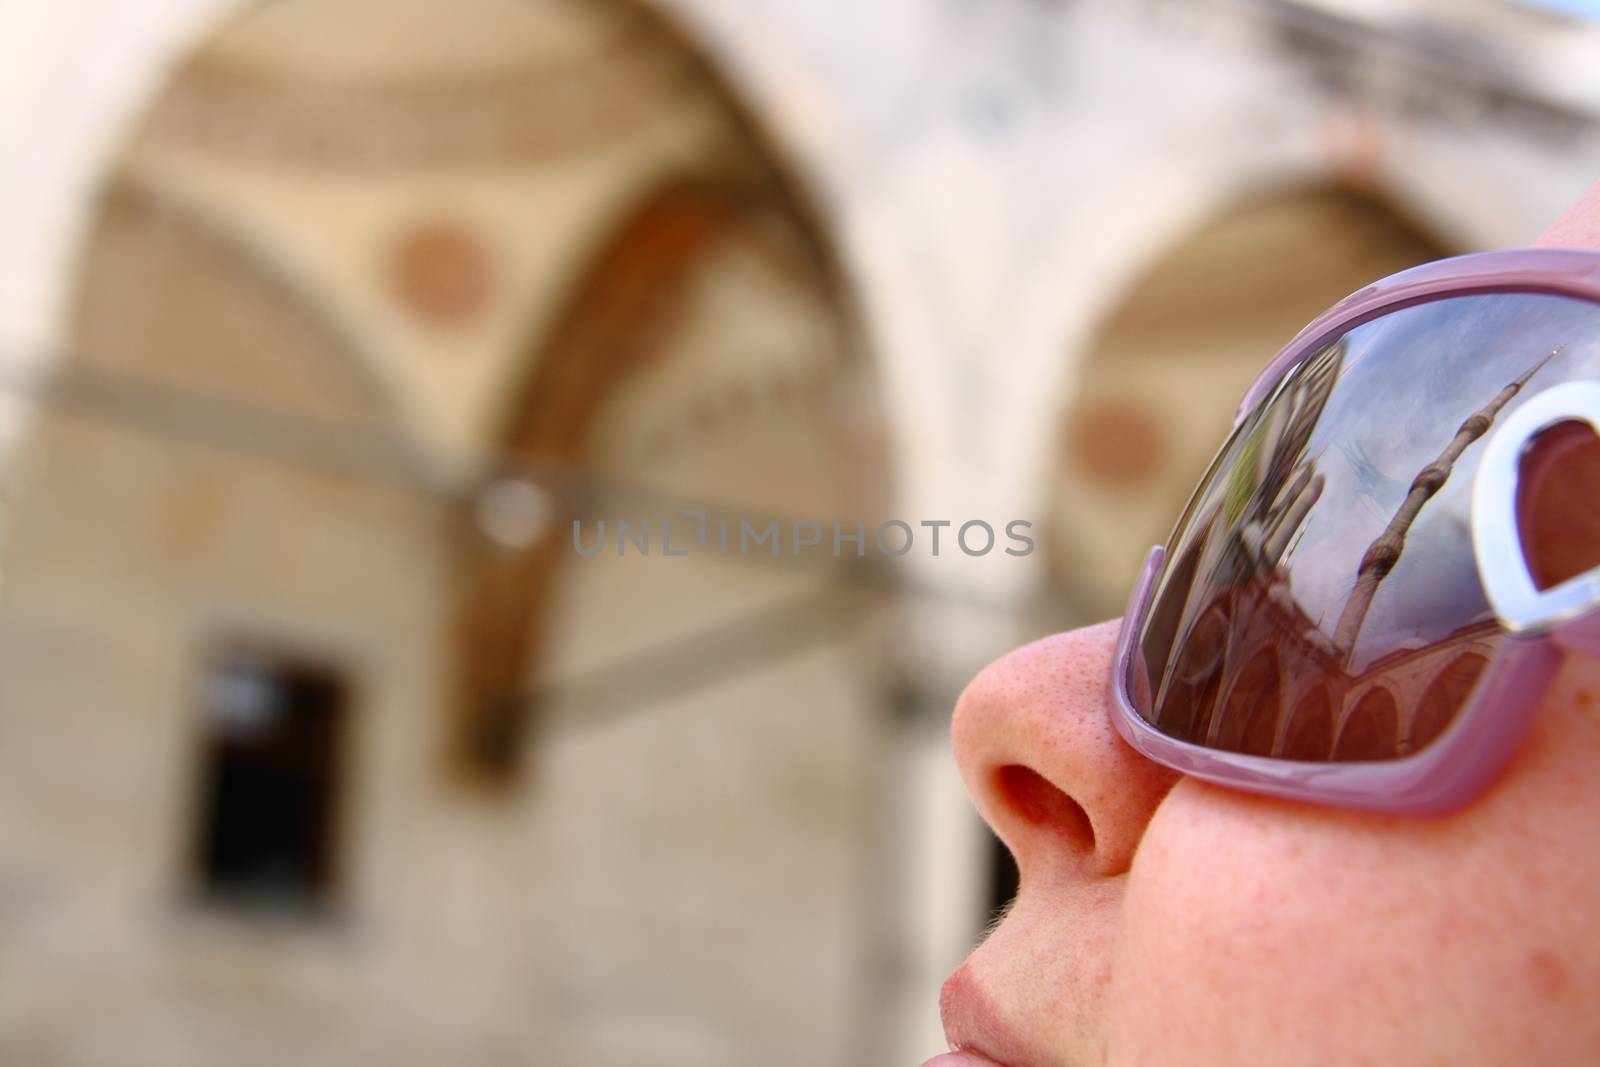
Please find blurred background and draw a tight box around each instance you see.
[1,0,1599,1064]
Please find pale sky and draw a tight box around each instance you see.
[1273,291,1600,670]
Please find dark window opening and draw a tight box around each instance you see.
[191,649,349,915]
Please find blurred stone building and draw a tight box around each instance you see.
[2,1,1599,1065]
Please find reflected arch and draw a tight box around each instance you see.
[1336,685,1401,762]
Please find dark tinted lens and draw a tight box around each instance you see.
[1138,291,1600,762]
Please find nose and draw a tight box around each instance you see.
[952,620,1179,881]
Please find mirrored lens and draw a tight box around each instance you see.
[1137,291,1600,762]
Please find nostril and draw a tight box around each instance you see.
[993,764,1096,852]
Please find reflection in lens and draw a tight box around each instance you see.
[1159,602,1228,740]
[1221,647,1280,754]
[1334,686,1398,762]
[1235,662,1285,757]
[1172,602,1228,684]
[1410,651,1488,754]
[1137,291,1600,762]
[1281,686,1334,762]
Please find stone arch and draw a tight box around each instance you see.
[16,0,885,788]
[64,176,405,440]
[1335,684,1400,762]
[1282,681,1337,762]
[0,138,450,948]
[452,170,880,778]
[2,4,894,1066]
[1156,593,1230,743]
[1411,649,1491,754]
[1221,644,1284,756]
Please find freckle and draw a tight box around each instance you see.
[1526,950,1573,1000]
[1577,691,1594,709]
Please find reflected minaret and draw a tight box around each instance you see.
[1332,348,1560,660]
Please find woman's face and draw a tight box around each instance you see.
[934,619,1600,1067]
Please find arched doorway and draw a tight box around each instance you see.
[0,2,895,1065]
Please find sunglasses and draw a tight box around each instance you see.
[1111,248,1600,814]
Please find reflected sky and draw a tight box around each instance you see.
[1271,292,1600,671]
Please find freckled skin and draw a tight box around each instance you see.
[950,622,1600,1066]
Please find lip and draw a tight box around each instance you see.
[918,1054,1009,1067]
[936,961,1027,1067]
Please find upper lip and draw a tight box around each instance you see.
[939,961,1029,1067]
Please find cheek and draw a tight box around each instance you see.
[1106,790,1412,1062]
[1102,780,1600,1066]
